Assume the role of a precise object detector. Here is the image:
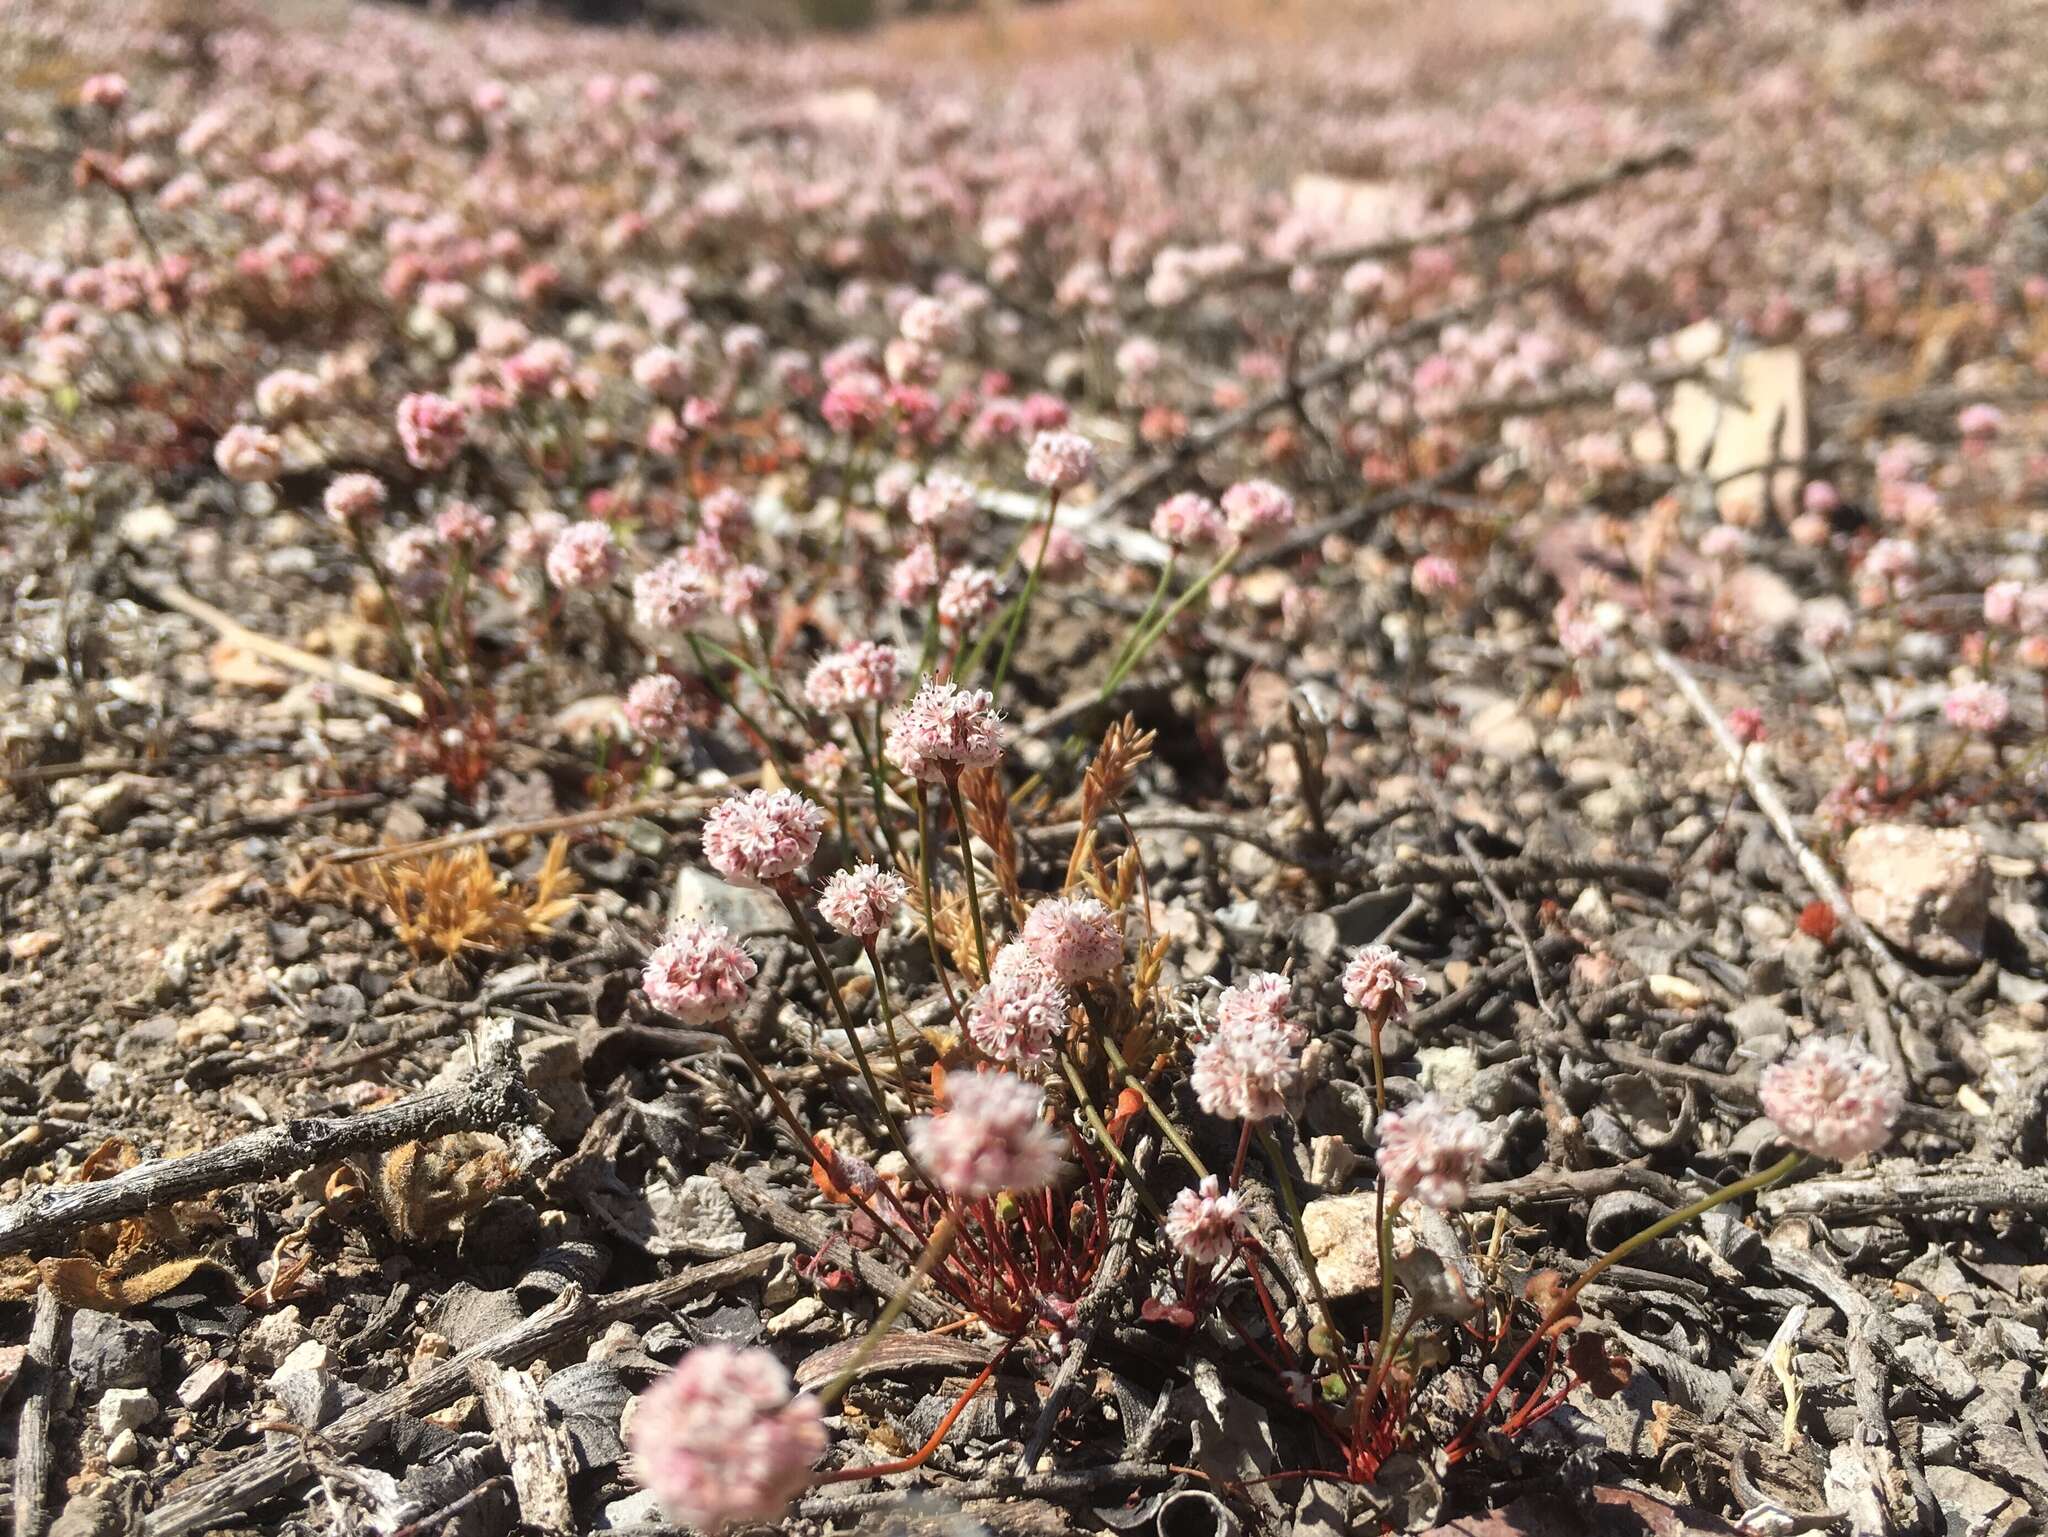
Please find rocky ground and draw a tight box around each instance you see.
[2,1,2047,1535]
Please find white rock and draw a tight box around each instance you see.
[765,1297,826,1337]
[1841,824,1990,969]
[98,1388,158,1437]
[1301,1196,1417,1299]
[176,1360,231,1409]
[106,1429,142,1467]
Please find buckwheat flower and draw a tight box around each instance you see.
[803,642,900,714]
[1020,898,1122,985]
[633,555,714,631]
[723,324,767,368]
[1151,492,1226,550]
[964,961,1071,1068]
[1411,554,1461,597]
[1958,402,2005,439]
[214,424,283,483]
[1019,523,1087,581]
[1699,524,1748,563]
[1803,480,1841,515]
[255,368,324,423]
[803,742,848,788]
[1376,1094,1488,1210]
[632,345,692,401]
[1864,537,1918,585]
[937,565,999,629]
[323,473,386,528]
[1025,429,1095,491]
[434,501,496,547]
[546,520,619,591]
[817,865,906,941]
[628,1344,825,1533]
[508,509,568,565]
[1221,479,1295,542]
[720,563,770,619]
[1165,1176,1245,1266]
[79,73,129,109]
[1190,1013,1300,1122]
[1943,680,2010,734]
[889,543,939,606]
[1758,1037,1900,1162]
[1215,971,1298,1043]
[1116,336,1163,382]
[907,470,976,534]
[874,462,918,511]
[1801,597,1853,652]
[1727,707,1767,747]
[1021,394,1070,432]
[624,673,694,748]
[702,788,826,888]
[1985,580,2025,628]
[1342,945,1425,1025]
[884,676,1004,782]
[699,487,751,545]
[910,1071,1066,1197]
[395,392,468,472]
[899,295,959,350]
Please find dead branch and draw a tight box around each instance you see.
[11,1286,65,1537]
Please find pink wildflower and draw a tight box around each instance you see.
[1411,554,1461,597]
[633,555,715,630]
[323,473,386,528]
[624,674,693,748]
[1220,479,1296,541]
[883,676,1005,782]
[1024,429,1095,491]
[803,642,900,714]
[628,1344,825,1533]
[1943,680,2010,734]
[1342,945,1424,1024]
[1726,707,1767,747]
[1019,523,1087,581]
[214,424,283,483]
[1758,1037,1901,1162]
[817,865,907,941]
[937,566,999,629]
[1215,972,1298,1044]
[1190,1012,1300,1122]
[641,919,757,1026]
[910,1070,1066,1197]
[79,73,129,109]
[701,789,827,889]
[907,471,977,535]
[1165,1175,1245,1266]
[433,501,495,547]
[255,368,324,423]
[964,959,1071,1068]
[889,543,940,606]
[1151,492,1226,550]
[395,392,468,472]
[1376,1094,1488,1210]
[1958,402,2005,439]
[720,563,770,619]
[546,520,619,590]
[1019,898,1121,985]
[1984,580,2024,628]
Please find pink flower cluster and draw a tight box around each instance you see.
[1220,479,1296,541]
[1024,428,1095,491]
[965,948,1073,1067]
[816,863,907,940]
[702,788,827,888]
[1341,945,1424,1024]
[884,676,1004,782]
[323,473,386,527]
[629,1344,825,1533]
[624,673,693,747]
[1375,1094,1488,1209]
[546,519,620,590]
[633,554,715,630]
[1758,1037,1900,1161]
[910,1070,1066,1197]
[1019,897,1122,985]
[1151,492,1226,550]
[395,391,468,471]
[641,919,756,1026]
[803,642,900,714]
[1190,1004,1301,1122]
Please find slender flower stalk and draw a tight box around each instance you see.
[944,772,992,978]
[1099,541,1239,698]
[990,488,1061,691]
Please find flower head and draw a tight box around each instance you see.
[434,500,496,547]
[803,642,900,714]
[1758,1037,1900,1161]
[629,1344,825,1533]
[1165,1175,1245,1266]
[964,957,1072,1068]
[889,543,940,606]
[641,919,756,1026]
[1019,523,1087,581]
[701,788,827,888]
[1019,898,1122,985]
[910,1070,1066,1197]
[255,368,324,423]
[907,471,976,535]
[937,565,999,629]
[546,520,620,590]
[1221,479,1296,542]
[1215,971,1298,1044]
[1341,945,1424,1025]
[1376,1094,1488,1209]
[817,864,907,941]
[884,676,1004,782]
[1943,680,2010,734]
[324,473,386,528]
[1190,1013,1300,1122]
[1412,554,1461,597]
[1151,492,1225,550]
[1024,429,1095,491]
[214,424,283,483]
[624,673,694,748]
[633,555,715,630]
[395,391,468,471]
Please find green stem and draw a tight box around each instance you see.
[818,1215,957,1406]
[687,634,792,784]
[1256,1123,1352,1383]
[1106,551,1177,679]
[348,525,418,682]
[913,786,966,1023]
[944,773,991,979]
[1095,1026,1208,1180]
[990,489,1060,692]
[1099,541,1239,699]
[1056,1048,1166,1221]
[850,709,905,866]
[867,939,913,1092]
